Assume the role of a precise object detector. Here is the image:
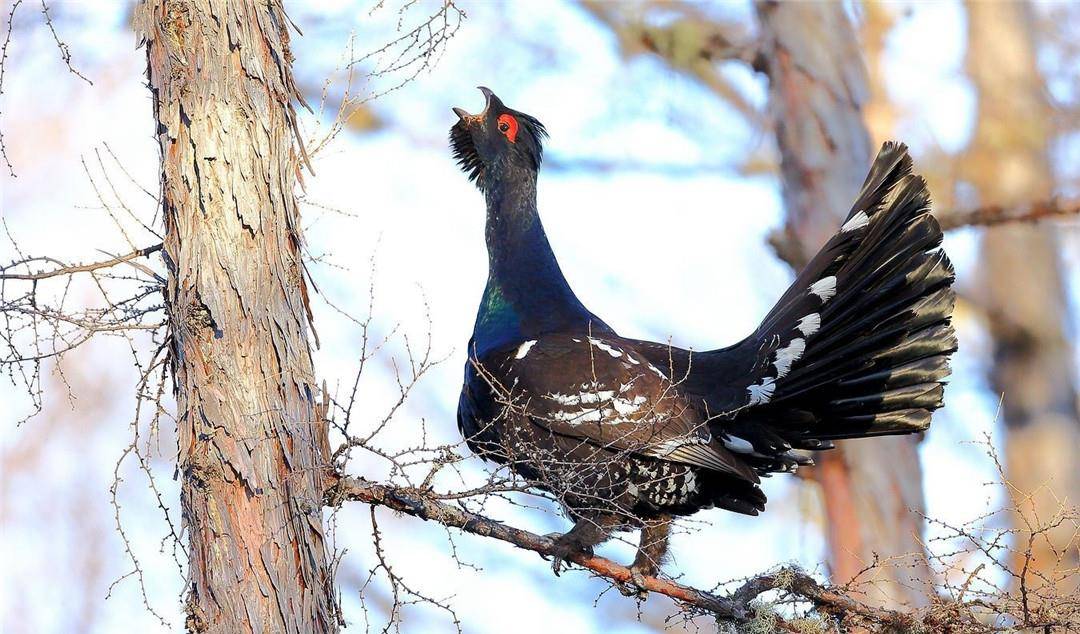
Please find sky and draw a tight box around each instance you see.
[1,1,1078,633]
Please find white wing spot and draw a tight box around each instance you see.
[546,392,577,406]
[747,378,776,405]
[544,381,651,425]
[545,390,616,406]
[612,395,647,416]
[550,408,605,424]
[515,340,537,359]
[809,276,837,302]
[587,337,623,359]
[796,313,821,337]
[773,337,805,378]
[840,210,870,233]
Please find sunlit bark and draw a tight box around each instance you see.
[134,1,335,631]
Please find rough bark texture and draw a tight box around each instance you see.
[965,0,1080,594]
[134,2,335,632]
[754,0,933,608]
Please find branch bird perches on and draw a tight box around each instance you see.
[326,476,916,632]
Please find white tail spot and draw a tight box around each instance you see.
[515,340,537,359]
[773,337,805,378]
[809,276,837,301]
[840,210,870,233]
[747,378,776,405]
[796,313,821,337]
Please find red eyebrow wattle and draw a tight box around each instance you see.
[498,114,519,143]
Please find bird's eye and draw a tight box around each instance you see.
[497,114,519,143]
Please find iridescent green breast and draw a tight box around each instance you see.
[472,281,524,358]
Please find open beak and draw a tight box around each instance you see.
[452,86,497,120]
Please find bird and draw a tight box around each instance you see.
[450,87,956,593]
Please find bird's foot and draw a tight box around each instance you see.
[617,564,652,600]
[544,532,593,576]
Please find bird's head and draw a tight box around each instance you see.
[450,87,547,189]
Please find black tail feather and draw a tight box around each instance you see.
[724,143,956,464]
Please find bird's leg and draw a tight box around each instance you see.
[547,514,617,576]
[620,515,672,599]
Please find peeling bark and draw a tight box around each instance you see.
[754,0,933,608]
[134,1,334,631]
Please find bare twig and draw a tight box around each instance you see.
[0,0,22,176]
[769,197,1080,269]
[39,0,92,85]
[938,196,1080,230]
[0,243,163,281]
[346,0,464,100]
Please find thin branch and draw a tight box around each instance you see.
[0,243,162,281]
[39,0,92,85]
[0,0,22,176]
[938,196,1080,231]
[770,196,1080,268]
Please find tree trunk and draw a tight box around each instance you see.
[861,0,898,149]
[964,0,1080,596]
[134,2,335,632]
[755,0,933,608]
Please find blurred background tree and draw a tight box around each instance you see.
[2,1,1077,632]
[964,0,1080,597]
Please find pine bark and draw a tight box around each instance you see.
[134,1,335,632]
[754,0,933,608]
[964,0,1080,594]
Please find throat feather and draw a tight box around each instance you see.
[470,171,607,357]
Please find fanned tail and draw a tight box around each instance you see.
[723,142,956,470]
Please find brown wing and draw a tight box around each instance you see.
[488,334,757,483]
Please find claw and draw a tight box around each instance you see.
[544,532,592,576]
[617,565,650,600]
[630,568,649,594]
[551,556,567,576]
[538,532,561,562]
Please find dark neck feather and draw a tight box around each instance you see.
[472,160,605,358]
